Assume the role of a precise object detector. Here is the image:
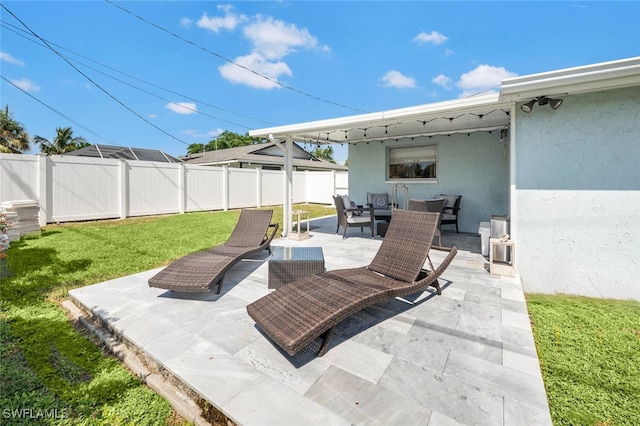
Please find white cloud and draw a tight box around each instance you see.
[243,15,318,60]
[1,52,24,66]
[183,128,223,139]
[432,74,452,90]
[11,78,40,92]
[457,64,517,97]
[379,70,416,89]
[180,17,192,28]
[197,8,324,89]
[413,31,448,45]
[219,53,291,89]
[166,102,197,115]
[197,5,247,32]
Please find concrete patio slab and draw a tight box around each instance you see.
[69,215,552,425]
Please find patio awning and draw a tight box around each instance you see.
[249,93,512,144]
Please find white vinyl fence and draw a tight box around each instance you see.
[0,154,348,226]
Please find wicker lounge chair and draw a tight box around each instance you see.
[246,210,457,357]
[148,209,278,294]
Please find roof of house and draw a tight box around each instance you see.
[249,56,640,144]
[63,144,182,163]
[180,141,348,171]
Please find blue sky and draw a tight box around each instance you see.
[2,1,639,164]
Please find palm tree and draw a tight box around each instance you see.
[34,127,89,155]
[312,145,335,163]
[0,110,31,154]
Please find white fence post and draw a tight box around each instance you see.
[222,165,229,211]
[37,154,48,226]
[256,168,262,208]
[119,159,128,219]
[178,163,186,214]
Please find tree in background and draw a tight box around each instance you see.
[0,110,31,154]
[34,127,90,155]
[186,143,205,154]
[311,145,335,163]
[186,131,263,155]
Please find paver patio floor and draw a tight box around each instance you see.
[69,215,551,425]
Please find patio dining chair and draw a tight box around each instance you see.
[333,195,375,239]
[440,194,462,233]
[246,209,457,357]
[148,209,278,294]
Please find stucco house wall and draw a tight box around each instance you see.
[515,86,640,300]
[348,132,510,233]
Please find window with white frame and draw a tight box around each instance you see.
[387,143,437,180]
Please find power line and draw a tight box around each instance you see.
[1,19,276,128]
[1,3,191,147]
[2,76,111,143]
[105,0,368,114]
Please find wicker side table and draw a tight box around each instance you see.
[268,247,325,289]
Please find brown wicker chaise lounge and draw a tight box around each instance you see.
[148,209,278,294]
[246,209,457,357]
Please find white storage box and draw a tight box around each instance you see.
[479,221,490,257]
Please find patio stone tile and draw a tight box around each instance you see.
[379,357,504,425]
[455,302,503,342]
[141,328,203,364]
[409,318,503,364]
[223,374,349,426]
[439,285,467,301]
[501,323,537,351]
[235,336,332,395]
[352,326,451,373]
[193,308,262,355]
[464,288,529,314]
[501,287,526,302]
[501,324,543,377]
[501,309,531,330]
[444,351,549,409]
[305,365,433,426]
[375,311,416,334]
[504,396,553,425]
[502,344,543,377]
[321,336,394,384]
[163,340,260,408]
[427,410,467,425]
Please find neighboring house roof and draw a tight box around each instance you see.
[249,56,640,143]
[180,141,348,171]
[63,144,182,163]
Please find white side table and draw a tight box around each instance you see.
[289,209,309,240]
[489,238,516,277]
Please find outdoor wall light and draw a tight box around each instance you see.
[520,96,564,113]
[547,98,564,109]
[521,99,537,113]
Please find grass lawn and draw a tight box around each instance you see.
[527,294,640,425]
[0,205,333,425]
[1,204,638,425]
